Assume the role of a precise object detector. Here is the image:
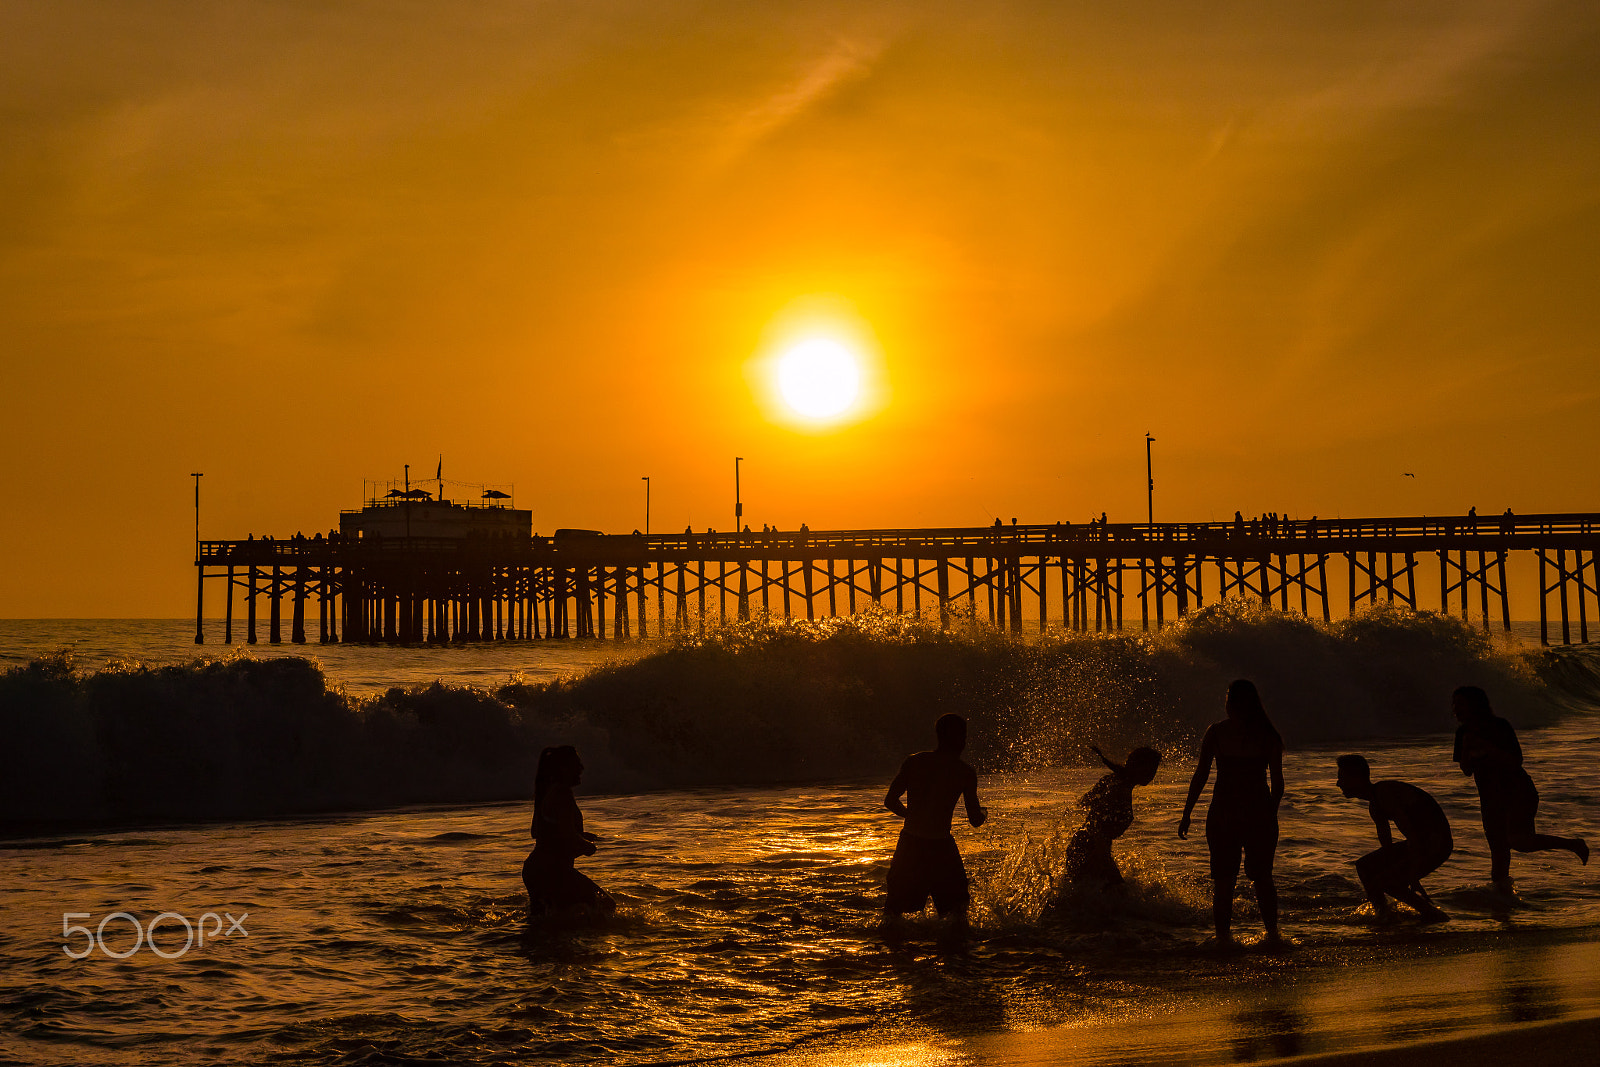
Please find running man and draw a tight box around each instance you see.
[1335,754,1452,923]
[884,713,988,926]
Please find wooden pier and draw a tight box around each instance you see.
[194,513,1600,647]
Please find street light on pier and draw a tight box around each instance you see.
[734,457,743,533]
[191,472,203,644]
[1145,434,1155,526]
[641,476,650,535]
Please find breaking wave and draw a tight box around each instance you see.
[2,602,1590,828]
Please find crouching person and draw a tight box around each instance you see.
[1335,754,1451,923]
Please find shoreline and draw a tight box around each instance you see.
[1272,1014,1600,1065]
[753,931,1600,1067]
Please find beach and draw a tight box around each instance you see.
[2,616,1597,1065]
[818,937,1600,1067]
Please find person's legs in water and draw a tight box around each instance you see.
[1065,829,1123,888]
[1355,842,1449,922]
[1244,861,1279,942]
[522,851,546,916]
[524,852,614,916]
[1242,810,1281,943]
[1503,784,1589,864]
[928,836,972,938]
[1508,831,1591,864]
[1206,815,1241,944]
[1480,792,1514,891]
[564,868,616,914]
[1353,848,1393,919]
[884,831,934,923]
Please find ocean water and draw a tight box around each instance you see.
[2,612,1598,1065]
[0,618,632,695]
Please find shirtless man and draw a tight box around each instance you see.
[1335,754,1452,923]
[884,714,988,926]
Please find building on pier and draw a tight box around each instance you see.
[339,495,530,540]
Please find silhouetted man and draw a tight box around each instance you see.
[884,713,987,927]
[1336,754,1451,923]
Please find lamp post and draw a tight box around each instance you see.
[1145,434,1155,525]
[734,457,743,533]
[191,472,203,558]
[642,476,650,534]
[191,472,203,644]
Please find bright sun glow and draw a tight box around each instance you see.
[776,338,862,420]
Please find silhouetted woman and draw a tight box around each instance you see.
[523,745,616,917]
[1452,685,1587,893]
[1178,679,1285,946]
[1063,745,1162,888]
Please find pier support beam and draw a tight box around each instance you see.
[269,566,282,644]
[247,566,258,644]
[291,566,307,644]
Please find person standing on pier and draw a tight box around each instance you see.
[1334,754,1451,923]
[883,714,988,930]
[1178,679,1286,948]
[1452,686,1588,893]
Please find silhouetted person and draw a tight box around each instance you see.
[884,713,987,927]
[523,745,616,917]
[1063,745,1162,888]
[1335,754,1451,923]
[1179,679,1285,946]
[1452,686,1588,893]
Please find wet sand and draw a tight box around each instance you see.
[767,934,1600,1067]
[1274,1015,1600,1066]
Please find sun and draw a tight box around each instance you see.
[775,338,862,420]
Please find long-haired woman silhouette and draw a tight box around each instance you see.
[1178,679,1285,946]
[523,745,616,917]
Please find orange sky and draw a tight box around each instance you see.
[3,1,1598,616]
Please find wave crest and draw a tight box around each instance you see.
[0,604,1579,828]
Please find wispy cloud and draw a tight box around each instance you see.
[686,35,891,174]
[1259,1,1548,139]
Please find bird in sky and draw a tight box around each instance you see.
[1403,472,1416,478]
